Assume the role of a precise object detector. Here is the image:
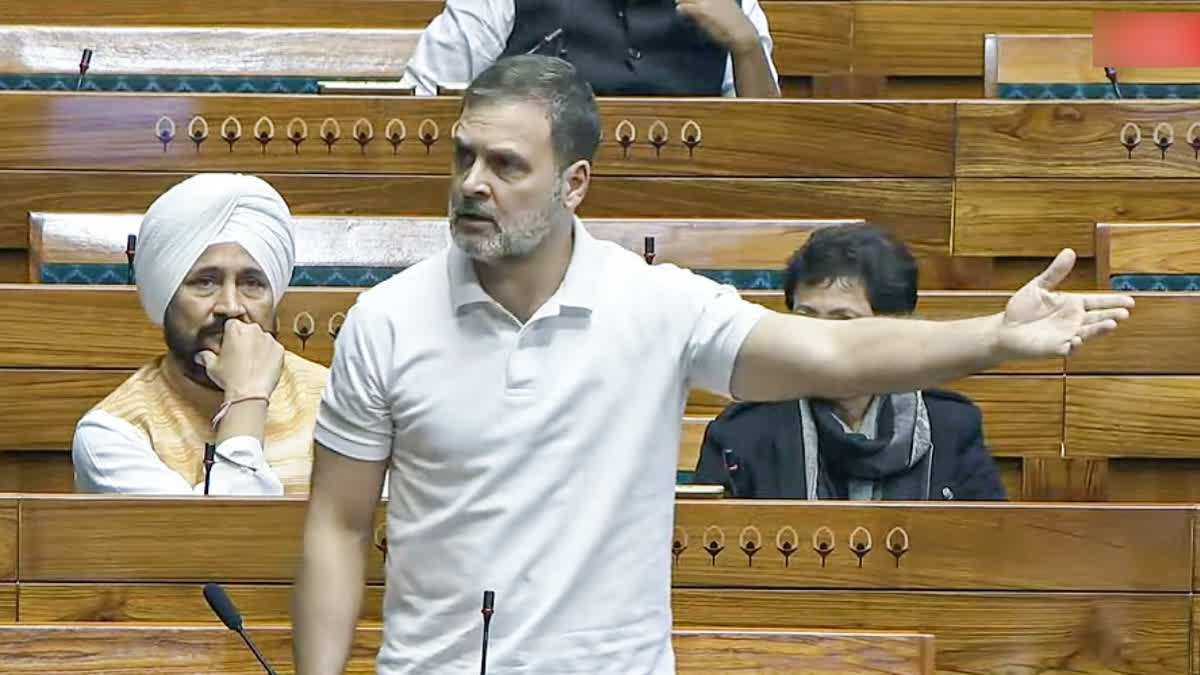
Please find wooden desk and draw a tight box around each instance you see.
[0,624,935,674]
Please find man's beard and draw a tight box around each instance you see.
[448,180,565,262]
[163,314,228,390]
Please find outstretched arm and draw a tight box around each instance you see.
[730,249,1134,401]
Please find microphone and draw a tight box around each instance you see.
[722,448,741,498]
[643,235,656,264]
[480,590,495,675]
[202,442,216,495]
[525,28,564,56]
[203,583,278,675]
[125,234,136,285]
[76,48,93,90]
[1104,67,1123,99]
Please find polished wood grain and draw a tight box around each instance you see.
[0,0,444,27]
[947,375,1063,456]
[987,33,1200,88]
[997,457,1022,499]
[0,499,14,581]
[1020,456,1107,501]
[853,2,1200,77]
[0,172,953,252]
[31,211,855,276]
[17,584,385,623]
[0,94,954,177]
[0,586,12,622]
[1096,223,1200,279]
[1067,294,1200,373]
[957,101,1200,178]
[680,417,709,473]
[1105,458,1200,503]
[952,178,1200,258]
[675,589,1190,675]
[19,498,388,583]
[0,624,934,674]
[1065,376,1200,458]
[671,501,1191,590]
[757,2,853,76]
[0,452,74,493]
[0,26,419,78]
[0,370,126,450]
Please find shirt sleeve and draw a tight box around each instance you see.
[401,0,515,96]
[314,301,395,462]
[72,410,284,495]
[661,268,768,398]
[722,0,779,96]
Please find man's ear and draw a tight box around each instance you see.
[561,159,591,211]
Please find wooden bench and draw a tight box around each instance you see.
[0,623,935,674]
[1095,222,1200,287]
[0,25,420,82]
[982,33,1200,97]
[9,498,1192,673]
[29,211,851,284]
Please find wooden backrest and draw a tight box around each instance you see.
[0,623,935,674]
[0,25,420,79]
[982,34,1200,97]
[1095,222,1200,285]
[28,211,855,282]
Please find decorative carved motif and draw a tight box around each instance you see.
[648,120,668,158]
[812,526,835,568]
[187,116,209,152]
[220,116,242,152]
[353,118,375,155]
[615,120,636,159]
[287,117,308,153]
[1120,122,1141,159]
[738,526,762,567]
[385,119,407,154]
[849,526,873,568]
[254,116,275,154]
[702,525,726,566]
[886,526,910,568]
[1153,122,1174,159]
[775,525,798,567]
[681,120,702,158]
[292,311,315,350]
[320,118,341,153]
[418,119,439,154]
[328,312,346,339]
[672,526,689,567]
[155,116,175,152]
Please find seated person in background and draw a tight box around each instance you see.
[401,0,779,97]
[693,224,1007,500]
[72,173,328,495]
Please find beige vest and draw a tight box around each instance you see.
[94,352,328,494]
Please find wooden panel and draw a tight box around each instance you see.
[0,452,74,493]
[0,95,954,178]
[674,590,1190,675]
[759,2,853,76]
[0,586,12,622]
[19,498,388,583]
[31,211,852,274]
[1106,458,1200,502]
[957,101,1200,179]
[671,502,1192,590]
[0,172,953,252]
[1098,223,1200,276]
[1068,294,1200,374]
[0,371,126,450]
[17,584,385,623]
[0,624,933,674]
[913,293,1063,373]
[948,375,1063,456]
[953,178,1200,258]
[0,26,420,77]
[853,2,1200,77]
[1065,376,1200,458]
[997,457,1022,499]
[991,33,1200,85]
[1021,456,1106,501]
[680,417,708,473]
[672,629,934,674]
[0,499,14,582]
[0,0,445,27]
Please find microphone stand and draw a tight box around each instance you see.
[203,443,216,495]
[125,234,136,285]
[76,48,93,90]
[235,627,278,675]
[480,590,495,675]
[1104,67,1123,99]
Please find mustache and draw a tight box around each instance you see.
[451,198,496,222]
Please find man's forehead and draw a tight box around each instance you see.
[456,101,551,148]
[188,241,262,271]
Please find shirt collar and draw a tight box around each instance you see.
[448,217,602,314]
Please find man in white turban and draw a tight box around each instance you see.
[72,173,328,495]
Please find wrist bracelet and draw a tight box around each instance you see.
[211,394,271,430]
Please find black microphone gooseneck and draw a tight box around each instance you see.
[525,28,564,56]
[76,48,93,90]
[125,234,136,285]
[202,443,216,495]
[480,590,495,675]
[203,583,278,675]
[1104,67,1123,99]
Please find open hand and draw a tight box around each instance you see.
[676,0,759,54]
[999,249,1135,358]
[196,319,284,400]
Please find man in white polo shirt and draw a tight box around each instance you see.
[292,55,1134,674]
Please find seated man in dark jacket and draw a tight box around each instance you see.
[693,224,1007,500]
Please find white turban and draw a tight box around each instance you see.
[134,173,295,325]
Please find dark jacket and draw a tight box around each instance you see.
[692,389,1007,501]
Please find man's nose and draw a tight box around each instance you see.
[212,282,247,317]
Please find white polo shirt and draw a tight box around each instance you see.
[315,219,767,675]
